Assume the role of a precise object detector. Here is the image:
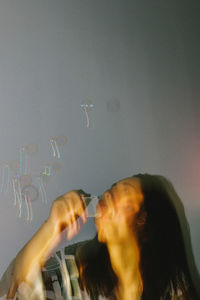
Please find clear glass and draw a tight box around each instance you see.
[83,196,101,218]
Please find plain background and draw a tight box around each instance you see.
[0,0,200,277]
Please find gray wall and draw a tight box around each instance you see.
[0,0,200,277]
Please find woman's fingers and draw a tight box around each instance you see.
[64,194,87,240]
[49,191,89,238]
[79,194,88,222]
[65,192,87,224]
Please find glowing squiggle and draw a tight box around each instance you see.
[80,102,94,128]
[50,139,61,159]
[83,106,90,128]
[13,178,22,218]
[43,166,52,176]
[28,194,33,222]
[37,177,47,204]
[17,179,23,207]
[4,165,10,194]
[53,140,61,159]
[50,139,56,157]
[25,194,30,221]
[12,178,17,206]
[17,179,23,218]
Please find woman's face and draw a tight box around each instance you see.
[95,177,144,244]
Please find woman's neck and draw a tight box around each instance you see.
[107,237,143,300]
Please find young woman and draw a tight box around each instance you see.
[1,174,200,299]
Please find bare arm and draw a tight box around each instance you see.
[7,190,87,299]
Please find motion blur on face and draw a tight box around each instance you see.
[95,177,144,244]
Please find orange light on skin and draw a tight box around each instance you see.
[95,178,144,245]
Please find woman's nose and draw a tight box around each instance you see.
[104,191,115,215]
[104,190,112,202]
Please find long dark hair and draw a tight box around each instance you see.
[75,174,200,299]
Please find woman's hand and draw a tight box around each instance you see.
[48,190,88,240]
[7,190,88,299]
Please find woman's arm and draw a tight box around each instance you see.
[6,190,87,299]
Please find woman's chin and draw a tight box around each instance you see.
[97,229,107,244]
